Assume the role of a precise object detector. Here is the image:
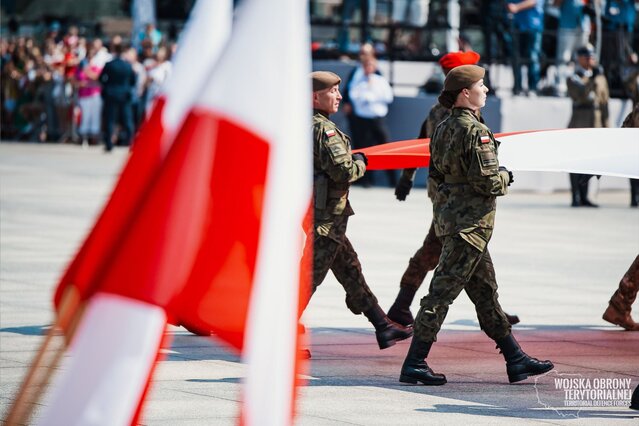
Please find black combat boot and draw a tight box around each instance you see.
[387,287,417,326]
[505,313,520,325]
[569,174,582,207]
[399,338,447,385]
[630,384,639,410]
[364,304,413,349]
[495,334,554,383]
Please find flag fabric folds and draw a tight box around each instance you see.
[357,128,639,179]
[41,0,310,424]
[52,0,233,314]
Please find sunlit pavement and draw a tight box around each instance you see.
[1,142,638,425]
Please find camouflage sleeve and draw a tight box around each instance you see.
[315,125,366,183]
[427,165,444,199]
[466,130,509,197]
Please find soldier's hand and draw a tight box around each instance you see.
[394,174,413,201]
[591,65,603,78]
[499,166,514,186]
[352,152,368,166]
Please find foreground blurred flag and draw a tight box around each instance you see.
[40,0,311,423]
[52,0,233,318]
[165,0,312,423]
[34,2,233,425]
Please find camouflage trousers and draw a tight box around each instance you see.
[608,254,639,310]
[414,234,511,342]
[399,221,442,291]
[300,216,378,315]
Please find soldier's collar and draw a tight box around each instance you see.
[313,109,330,118]
[452,107,480,119]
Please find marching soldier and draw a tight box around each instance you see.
[398,65,553,385]
[300,72,412,357]
[389,51,519,327]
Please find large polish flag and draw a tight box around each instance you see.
[52,0,233,319]
[37,1,233,425]
[39,0,311,424]
[357,128,639,179]
[164,0,313,423]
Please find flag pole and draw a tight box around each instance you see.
[4,286,84,426]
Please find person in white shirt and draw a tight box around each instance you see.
[348,56,396,187]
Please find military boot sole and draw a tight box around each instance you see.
[377,328,413,349]
[399,373,447,386]
[508,361,554,383]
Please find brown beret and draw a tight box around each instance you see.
[311,71,341,92]
[443,65,485,92]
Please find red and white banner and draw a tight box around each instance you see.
[41,0,310,424]
[357,128,639,179]
[166,0,312,423]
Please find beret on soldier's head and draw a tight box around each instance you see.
[311,71,341,92]
[438,51,480,71]
[443,64,485,92]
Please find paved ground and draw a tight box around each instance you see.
[1,142,638,425]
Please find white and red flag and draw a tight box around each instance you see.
[167,0,313,423]
[36,0,311,424]
[35,1,233,425]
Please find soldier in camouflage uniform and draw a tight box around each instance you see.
[389,51,519,327]
[300,72,412,356]
[398,65,554,386]
[602,104,639,331]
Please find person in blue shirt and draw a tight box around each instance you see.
[554,0,591,96]
[506,0,545,95]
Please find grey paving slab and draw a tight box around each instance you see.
[1,142,638,425]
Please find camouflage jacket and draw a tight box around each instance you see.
[312,110,366,238]
[428,107,510,249]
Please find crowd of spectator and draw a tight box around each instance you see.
[0,23,174,145]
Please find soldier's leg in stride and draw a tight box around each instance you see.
[399,235,483,385]
[298,231,340,315]
[603,254,639,331]
[463,249,511,342]
[297,231,342,359]
[331,235,413,349]
[388,221,442,326]
[465,249,554,382]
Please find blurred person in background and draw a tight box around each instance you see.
[125,46,147,130]
[553,0,591,97]
[74,44,103,146]
[144,45,172,115]
[566,44,608,207]
[346,55,395,187]
[506,0,545,96]
[99,43,136,152]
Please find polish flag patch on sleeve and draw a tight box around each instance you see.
[325,129,336,138]
[480,134,490,144]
